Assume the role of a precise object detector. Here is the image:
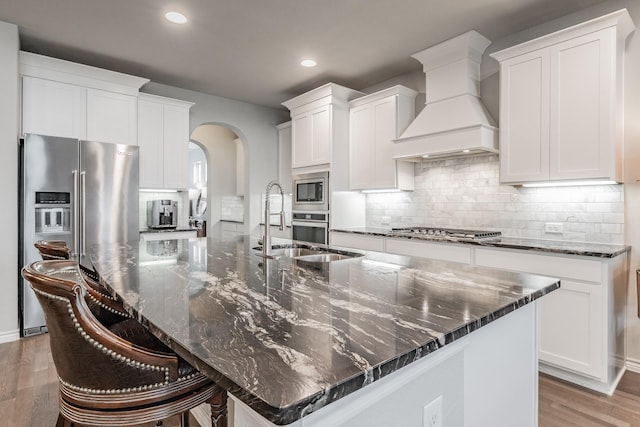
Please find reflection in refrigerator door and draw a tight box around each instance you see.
[19,134,139,336]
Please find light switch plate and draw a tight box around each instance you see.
[381,216,391,225]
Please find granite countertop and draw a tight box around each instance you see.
[90,231,559,425]
[331,227,630,258]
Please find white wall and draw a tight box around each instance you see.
[140,82,289,235]
[190,124,239,228]
[0,21,20,342]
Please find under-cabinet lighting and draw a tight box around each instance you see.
[139,188,179,193]
[361,189,402,194]
[522,180,618,188]
[165,11,188,24]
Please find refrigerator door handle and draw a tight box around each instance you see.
[72,169,79,257]
[80,171,86,257]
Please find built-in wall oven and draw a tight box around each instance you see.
[292,172,329,244]
[292,211,329,245]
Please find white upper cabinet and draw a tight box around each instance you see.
[491,9,634,185]
[348,86,417,191]
[22,76,86,139]
[86,88,137,145]
[283,83,363,177]
[138,93,193,190]
[19,51,148,145]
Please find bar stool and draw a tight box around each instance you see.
[34,241,131,326]
[22,259,228,427]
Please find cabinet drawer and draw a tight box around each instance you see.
[475,248,601,282]
[330,232,384,252]
[385,238,471,264]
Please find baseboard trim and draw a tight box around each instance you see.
[0,330,20,344]
[625,357,640,373]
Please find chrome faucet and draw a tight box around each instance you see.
[262,180,285,259]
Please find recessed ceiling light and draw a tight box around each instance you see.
[301,59,317,67]
[165,11,188,24]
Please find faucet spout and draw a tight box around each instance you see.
[262,180,285,259]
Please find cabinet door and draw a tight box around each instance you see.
[499,49,550,183]
[538,279,603,378]
[549,29,614,180]
[291,113,311,168]
[349,104,373,190]
[372,96,398,189]
[22,76,86,139]
[162,104,190,189]
[277,124,292,193]
[310,105,332,165]
[137,98,164,188]
[86,88,137,145]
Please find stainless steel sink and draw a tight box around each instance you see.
[253,244,363,263]
[294,253,354,263]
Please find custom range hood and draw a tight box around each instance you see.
[394,31,498,160]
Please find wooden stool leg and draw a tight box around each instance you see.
[155,421,163,426]
[56,413,73,426]
[180,411,190,427]
[209,387,228,427]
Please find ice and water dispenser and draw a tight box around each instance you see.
[35,191,71,234]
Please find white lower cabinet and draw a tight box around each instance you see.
[537,279,602,378]
[475,247,626,394]
[330,232,385,252]
[329,230,628,394]
[385,238,471,264]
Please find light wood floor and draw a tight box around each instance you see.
[3,334,640,426]
[0,334,198,426]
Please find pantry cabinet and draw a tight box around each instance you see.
[276,121,293,194]
[20,51,148,145]
[491,10,634,185]
[348,86,417,191]
[138,93,193,189]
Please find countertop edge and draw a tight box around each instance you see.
[331,228,630,258]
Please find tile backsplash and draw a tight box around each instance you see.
[366,154,624,244]
[221,196,245,222]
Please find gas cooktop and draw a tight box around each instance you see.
[389,227,502,242]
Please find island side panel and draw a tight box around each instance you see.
[230,301,540,427]
[464,302,538,427]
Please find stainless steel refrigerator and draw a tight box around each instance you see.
[19,134,139,336]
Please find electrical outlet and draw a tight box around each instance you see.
[423,395,443,427]
[381,216,391,225]
[545,222,563,234]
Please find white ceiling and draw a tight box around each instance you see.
[0,0,607,109]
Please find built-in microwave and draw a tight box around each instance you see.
[292,172,329,211]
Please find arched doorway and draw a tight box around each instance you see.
[187,141,208,232]
[190,124,247,235]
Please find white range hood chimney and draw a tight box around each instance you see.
[393,30,498,160]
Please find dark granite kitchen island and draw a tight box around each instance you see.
[90,231,559,426]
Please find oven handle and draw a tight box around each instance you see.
[292,220,329,228]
